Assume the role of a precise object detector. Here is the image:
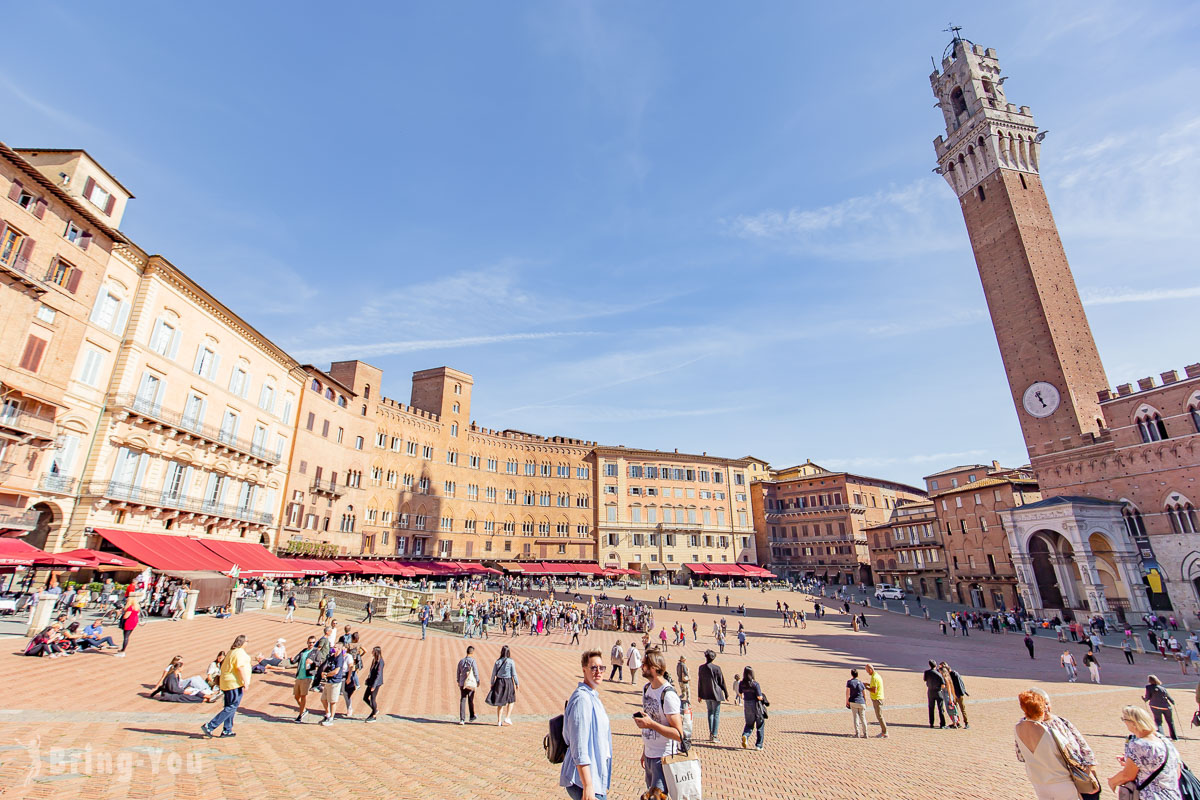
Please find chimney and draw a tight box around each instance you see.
[992,460,1000,470]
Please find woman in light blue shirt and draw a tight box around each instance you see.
[561,651,612,800]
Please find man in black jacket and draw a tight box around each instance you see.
[941,661,970,729]
[923,659,947,728]
[697,649,729,743]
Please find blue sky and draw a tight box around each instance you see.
[5,3,1198,486]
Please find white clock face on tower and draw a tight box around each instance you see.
[1022,381,1061,418]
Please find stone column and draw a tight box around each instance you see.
[1073,551,1115,626]
[1050,555,1082,609]
[1012,554,1043,617]
[262,581,276,610]
[26,592,59,637]
[183,589,200,620]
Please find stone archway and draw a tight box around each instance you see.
[25,502,59,550]
[1028,531,1073,612]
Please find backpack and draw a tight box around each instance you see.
[545,702,568,764]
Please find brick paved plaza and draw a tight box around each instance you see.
[3,587,1197,799]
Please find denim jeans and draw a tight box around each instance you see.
[742,718,765,748]
[565,785,605,800]
[644,756,666,792]
[205,687,243,734]
[705,699,721,738]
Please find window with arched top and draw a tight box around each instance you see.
[950,86,968,117]
[324,388,334,401]
[1189,398,1200,433]
[310,379,321,393]
[454,383,462,395]
[1167,500,1198,535]
[364,385,371,400]
[337,395,347,408]
[1136,410,1169,443]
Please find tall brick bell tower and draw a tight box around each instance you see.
[931,35,1109,456]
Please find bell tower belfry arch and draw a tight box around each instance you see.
[931,35,1109,455]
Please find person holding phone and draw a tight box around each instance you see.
[633,647,684,795]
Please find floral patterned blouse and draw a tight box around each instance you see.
[1014,715,1095,767]
[1124,734,1181,800]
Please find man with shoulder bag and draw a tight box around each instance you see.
[457,645,480,724]
[634,647,686,796]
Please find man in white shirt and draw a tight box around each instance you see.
[634,647,684,795]
[1060,650,1077,682]
[626,643,643,685]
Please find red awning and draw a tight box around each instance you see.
[685,563,711,575]
[276,558,329,576]
[398,561,436,576]
[95,528,234,573]
[0,537,44,566]
[196,539,304,578]
[329,560,364,574]
[574,564,604,576]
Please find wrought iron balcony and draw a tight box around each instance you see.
[310,479,345,497]
[99,481,274,526]
[0,255,46,293]
[109,393,281,465]
[0,509,39,530]
[39,473,77,495]
[0,409,57,440]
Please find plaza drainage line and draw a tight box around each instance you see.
[0,681,1186,727]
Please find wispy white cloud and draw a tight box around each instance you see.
[725,179,963,260]
[1082,286,1200,306]
[864,308,986,338]
[292,330,599,362]
[0,73,99,135]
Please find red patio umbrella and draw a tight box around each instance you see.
[58,549,144,569]
[33,551,99,568]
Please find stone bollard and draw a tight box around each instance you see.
[183,589,200,620]
[881,600,888,612]
[26,592,59,637]
[1132,634,1145,654]
[262,581,276,610]
[924,608,931,620]
[904,603,910,616]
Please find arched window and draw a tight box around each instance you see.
[1136,410,1169,443]
[324,387,334,401]
[950,86,968,117]
[1189,398,1200,433]
[1122,504,1146,539]
[337,395,347,408]
[1167,500,1198,535]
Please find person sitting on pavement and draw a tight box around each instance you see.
[77,620,117,650]
[251,639,288,673]
[152,658,219,703]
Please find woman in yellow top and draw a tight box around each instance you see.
[201,635,251,738]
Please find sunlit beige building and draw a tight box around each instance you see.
[593,446,756,577]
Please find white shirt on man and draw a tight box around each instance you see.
[641,682,682,759]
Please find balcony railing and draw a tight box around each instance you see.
[0,509,39,530]
[99,481,274,526]
[310,479,345,497]
[110,393,281,465]
[0,255,46,292]
[0,409,57,439]
[657,521,702,532]
[766,503,866,518]
[39,473,77,495]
